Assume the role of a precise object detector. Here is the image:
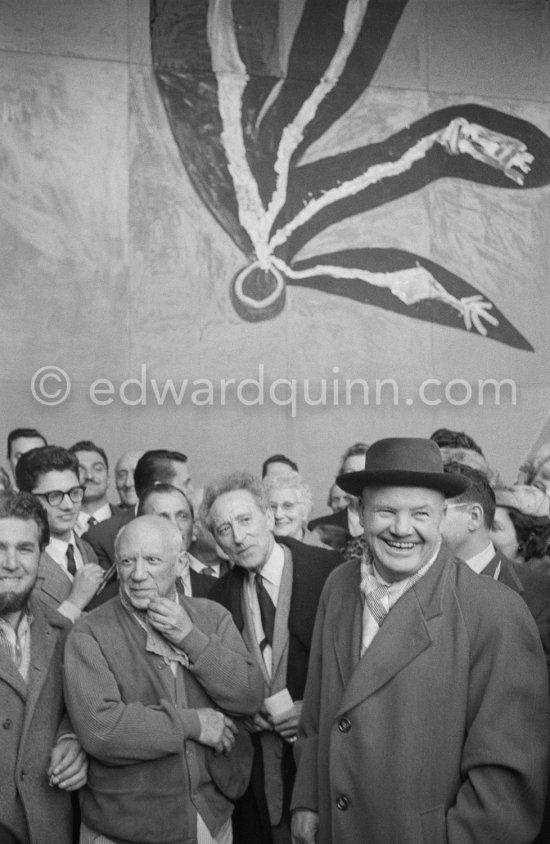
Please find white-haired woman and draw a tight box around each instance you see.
[263,472,329,548]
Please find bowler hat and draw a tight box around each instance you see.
[337,438,469,498]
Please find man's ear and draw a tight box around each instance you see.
[469,503,484,532]
[175,544,186,577]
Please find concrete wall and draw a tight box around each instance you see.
[1,0,550,514]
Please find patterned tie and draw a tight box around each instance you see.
[88,515,98,528]
[66,543,77,576]
[202,565,217,577]
[364,584,391,626]
[255,574,276,651]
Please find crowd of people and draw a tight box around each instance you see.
[1,425,550,843]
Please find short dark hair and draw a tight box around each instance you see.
[15,446,80,493]
[134,450,188,498]
[69,440,109,470]
[7,427,47,458]
[508,510,550,561]
[430,428,483,455]
[261,454,298,478]
[444,462,494,527]
[0,490,50,548]
[137,483,194,519]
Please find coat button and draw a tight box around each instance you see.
[3,719,12,729]
[336,795,349,811]
[157,661,166,670]
[20,772,26,781]
[338,717,351,733]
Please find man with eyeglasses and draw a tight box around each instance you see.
[15,446,105,621]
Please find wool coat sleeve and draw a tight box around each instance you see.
[290,584,327,813]
[446,586,550,844]
[176,600,265,715]
[63,625,199,765]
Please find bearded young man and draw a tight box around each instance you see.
[0,491,86,843]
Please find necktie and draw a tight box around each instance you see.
[202,565,217,577]
[364,584,390,627]
[88,515,98,528]
[66,543,77,576]
[255,574,276,651]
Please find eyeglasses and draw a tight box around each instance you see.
[34,486,85,507]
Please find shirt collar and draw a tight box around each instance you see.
[465,542,496,574]
[249,540,285,588]
[47,533,77,566]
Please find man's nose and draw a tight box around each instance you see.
[2,548,19,571]
[272,505,283,520]
[232,523,246,544]
[131,556,148,580]
[392,512,412,535]
[59,493,74,510]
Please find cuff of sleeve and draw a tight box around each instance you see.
[179,709,201,741]
[55,733,78,743]
[178,627,210,662]
[58,601,82,622]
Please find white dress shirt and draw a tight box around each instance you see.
[246,541,285,676]
[464,542,500,578]
[75,501,113,536]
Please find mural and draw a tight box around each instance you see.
[151,0,550,351]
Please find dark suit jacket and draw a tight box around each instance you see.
[83,507,134,569]
[482,551,550,844]
[208,537,340,843]
[480,551,550,675]
[308,507,349,532]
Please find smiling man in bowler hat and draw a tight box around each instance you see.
[291,437,549,844]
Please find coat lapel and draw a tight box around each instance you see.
[0,649,27,701]
[20,605,61,740]
[336,552,450,716]
[270,547,292,687]
[332,562,363,687]
[36,551,72,604]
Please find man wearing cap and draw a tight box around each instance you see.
[291,437,549,844]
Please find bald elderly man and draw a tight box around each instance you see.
[63,516,264,844]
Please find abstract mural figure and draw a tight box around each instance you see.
[151,0,550,350]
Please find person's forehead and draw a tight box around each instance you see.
[33,469,80,491]
[117,523,168,553]
[493,506,514,525]
[116,451,143,473]
[11,436,45,456]
[144,490,191,513]
[343,454,366,472]
[363,485,444,507]
[75,450,106,467]
[269,487,301,504]
[0,516,40,543]
[212,489,263,519]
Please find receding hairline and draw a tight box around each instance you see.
[114,514,183,557]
